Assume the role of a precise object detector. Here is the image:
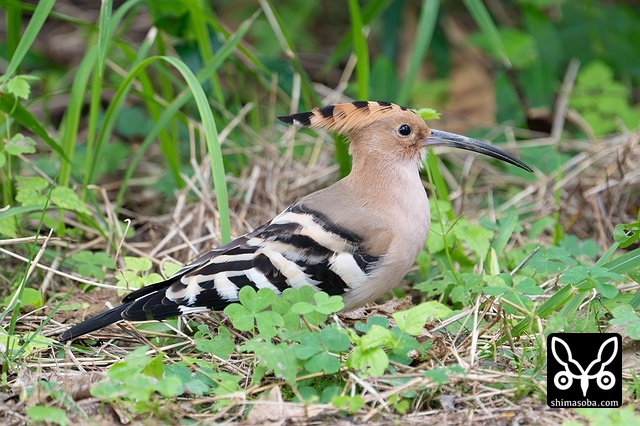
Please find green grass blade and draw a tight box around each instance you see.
[397,0,439,104]
[348,0,369,100]
[491,211,518,257]
[5,1,21,65]
[599,246,640,275]
[205,12,270,75]
[425,150,452,219]
[160,56,230,243]
[629,291,640,310]
[0,0,55,82]
[463,0,510,67]
[323,0,391,73]
[181,0,225,108]
[97,0,113,76]
[595,242,620,266]
[59,47,98,188]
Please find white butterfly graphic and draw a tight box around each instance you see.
[551,336,617,397]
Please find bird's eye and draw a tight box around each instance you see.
[398,124,412,137]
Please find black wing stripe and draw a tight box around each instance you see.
[194,259,254,276]
[258,221,302,238]
[252,253,290,292]
[271,234,334,258]
[353,252,380,274]
[288,204,363,244]
[298,260,349,294]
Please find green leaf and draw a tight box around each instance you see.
[575,406,640,426]
[626,321,640,340]
[527,246,577,274]
[515,279,544,295]
[241,340,299,384]
[320,326,350,352]
[239,287,276,314]
[185,379,211,395]
[223,304,255,331]
[393,301,452,335]
[569,61,640,136]
[454,221,494,261]
[156,375,184,397]
[424,367,450,384]
[1,0,55,80]
[614,222,640,249]
[142,354,165,380]
[5,133,36,155]
[610,305,639,325]
[255,311,284,338]
[4,75,34,100]
[19,287,43,308]
[295,334,323,360]
[415,108,441,120]
[27,406,68,426]
[355,316,389,332]
[358,325,394,350]
[291,301,315,315]
[305,351,341,374]
[283,286,316,304]
[397,0,439,103]
[594,281,618,299]
[15,176,48,206]
[162,261,183,278]
[0,216,17,238]
[463,0,510,66]
[332,395,366,413]
[51,187,91,216]
[194,326,235,359]
[560,235,601,259]
[313,292,344,314]
[123,256,153,272]
[348,345,388,376]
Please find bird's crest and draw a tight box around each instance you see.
[278,100,416,134]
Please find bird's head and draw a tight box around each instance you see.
[278,101,532,172]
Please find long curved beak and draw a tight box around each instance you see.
[425,129,533,172]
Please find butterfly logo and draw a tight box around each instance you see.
[550,335,618,397]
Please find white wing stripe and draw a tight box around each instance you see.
[245,268,281,293]
[212,273,240,301]
[261,249,320,291]
[330,252,368,290]
[270,212,354,253]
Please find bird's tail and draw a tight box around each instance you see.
[59,304,129,342]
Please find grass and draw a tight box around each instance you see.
[0,0,639,424]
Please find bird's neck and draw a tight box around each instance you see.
[346,154,424,195]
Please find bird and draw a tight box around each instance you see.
[59,100,532,342]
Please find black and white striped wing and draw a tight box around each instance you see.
[119,203,380,321]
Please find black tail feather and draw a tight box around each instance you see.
[59,303,129,342]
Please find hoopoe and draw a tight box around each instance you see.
[60,101,531,342]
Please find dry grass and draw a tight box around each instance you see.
[1,117,639,425]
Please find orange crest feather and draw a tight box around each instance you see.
[278,101,416,134]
